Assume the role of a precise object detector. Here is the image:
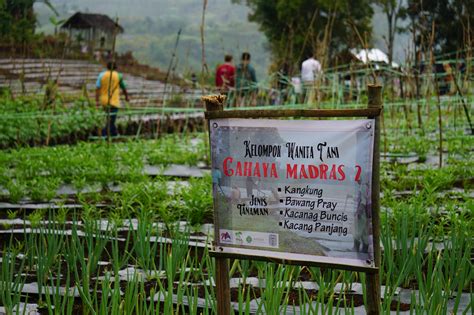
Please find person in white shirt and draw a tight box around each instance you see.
[301,55,322,103]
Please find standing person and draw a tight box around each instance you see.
[235,52,257,106]
[277,61,290,104]
[215,54,235,93]
[301,54,322,104]
[95,61,129,137]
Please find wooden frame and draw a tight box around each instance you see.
[211,248,378,273]
[205,107,382,119]
[203,85,383,315]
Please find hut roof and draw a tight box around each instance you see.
[61,12,124,33]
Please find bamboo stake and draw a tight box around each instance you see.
[365,84,382,315]
[105,17,119,143]
[163,27,181,105]
[428,22,443,168]
[451,65,474,134]
[200,0,209,96]
[205,108,381,119]
[202,94,230,315]
[46,29,69,146]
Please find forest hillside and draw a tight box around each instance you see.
[34,0,271,78]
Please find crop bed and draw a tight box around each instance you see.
[0,95,206,148]
[0,89,473,314]
[0,58,201,107]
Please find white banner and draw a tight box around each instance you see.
[210,118,375,268]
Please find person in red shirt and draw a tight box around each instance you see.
[215,54,235,93]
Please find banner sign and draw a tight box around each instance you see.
[210,118,375,268]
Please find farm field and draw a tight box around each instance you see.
[0,85,472,314]
[1,0,473,313]
[0,58,200,107]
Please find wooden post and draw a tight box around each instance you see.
[214,256,231,314]
[202,95,231,315]
[366,85,382,315]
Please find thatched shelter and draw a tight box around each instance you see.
[61,12,124,53]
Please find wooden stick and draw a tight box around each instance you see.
[205,108,382,119]
[203,94,230,315]
[429,22,443,168]
[215,258,231,315]
[451,65,474,134]
[365,84,382,315]
[210,250,378,273]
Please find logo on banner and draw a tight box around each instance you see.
[220,232,231,242]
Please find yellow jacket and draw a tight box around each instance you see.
[96,70,126,107]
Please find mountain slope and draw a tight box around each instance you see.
[35,0,270,79]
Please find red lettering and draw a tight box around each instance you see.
[262,163,268,177]
[329,164,337,180]
[319,164,328,179]
[286,164,298,179]
[270,163,278,178]
[243,162,252,176]
[338,165,345,181]
[236,161,243,176]
[355,165,362,182]
[222,160,279,178]
[223,157,233,176]
[253,162,261,177]
[308,165,319,178]
[299,164,309,179]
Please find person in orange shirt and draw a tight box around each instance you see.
[95,61,130,137]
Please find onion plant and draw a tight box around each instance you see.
[0,236,27,315]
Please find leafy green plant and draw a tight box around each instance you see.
[180,175,213,226]
[5,180,25,203]
[28,209,45,228]
[6,210,17,220]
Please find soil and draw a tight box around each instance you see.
[228,262,260,278]
[389,300,411,311]
[230,285,262,302]
[286,289,322,305]
[190,231,207,237]
[297,266,313,281]
[190,283,262,302]
[452,177,474,189]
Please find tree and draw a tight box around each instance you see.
[404,0,474,56]
[0,0,56,43]
[374,0,405,66]
[233,0,374,71]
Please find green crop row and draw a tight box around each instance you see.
[0,190,471,314]
[0,133,209,202]
[0,96,103,147]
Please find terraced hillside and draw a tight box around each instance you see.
[0,58,201,107]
